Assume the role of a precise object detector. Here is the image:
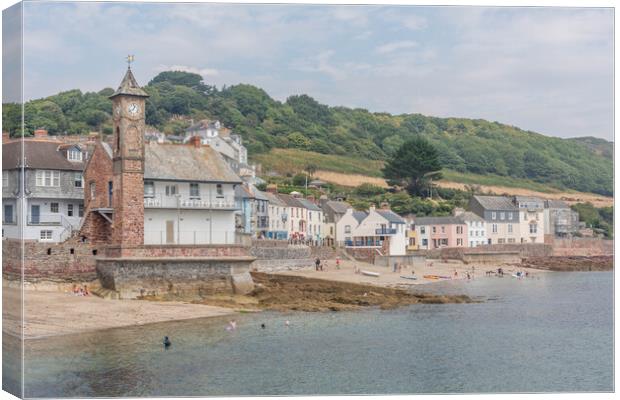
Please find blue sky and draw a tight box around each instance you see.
[6,2,615,140]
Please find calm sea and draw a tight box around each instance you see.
[9,272,614,397]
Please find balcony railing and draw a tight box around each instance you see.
[144,194,237,210]
[27,213,62,225]
[375,228,397,235]
[144,229,245,245]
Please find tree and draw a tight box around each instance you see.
[383,137,442,196]
[305,163,317,178]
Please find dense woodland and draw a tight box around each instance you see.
[2,70,613,196]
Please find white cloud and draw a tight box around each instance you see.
[155,64,219,77]
[375,40,418,54]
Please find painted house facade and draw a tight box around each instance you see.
[454,210,487,248]
[468,195,520,244]
[277,193,307,240]
[336,208,367,247]
[414,216,468,250]
[3,137,87,242]
[341,206,407,256]
[513,196,545,243]
[321,199,351,245]
[263,191,288,240]
[297,198,323,242]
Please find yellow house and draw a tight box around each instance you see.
[407,225,418,251]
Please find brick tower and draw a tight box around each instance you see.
[109,65,149,249]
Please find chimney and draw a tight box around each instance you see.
[34,129,48,138]
[307,194,316,203]
[380,201,390,210]
[369,203,376,211]
[266,184,278,193]
[189,135,202,148]
[2,132,10,143]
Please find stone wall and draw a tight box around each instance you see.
[375,254,426,269]
[250,245,314,272]
[549,238,613,256]
[2,238,98,283]
[96,257,254,299]
[105,244,250,258]
[344,247,377,264]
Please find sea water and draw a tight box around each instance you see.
[12,272,614,396]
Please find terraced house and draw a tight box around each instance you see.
[513,196,545,243]
[2,133,87,242]
[468,195,520,244]
[414,216,468,250]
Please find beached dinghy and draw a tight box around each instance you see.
[361,270,380,277]
[400,275,417,280]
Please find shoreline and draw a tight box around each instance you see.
[5,258,609,339]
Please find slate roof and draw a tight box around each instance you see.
[472,195,518,211]
[352,211,368,224]
[323,200,350,214]
[263,192,286,206]
[110,68,149,98]
[414,216,466,225]
[277,193,305,208]
[456,211,485,223]
[234,185,253,199]
[2,140,85,171]
[297,198,322,211]
[253,189,269,202]
[376,209,405,224]
[144,142,241,183]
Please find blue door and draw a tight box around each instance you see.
[31,205,40,224]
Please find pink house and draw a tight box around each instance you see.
[414,216,468,250]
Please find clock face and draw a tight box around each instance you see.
[127,103,140,116]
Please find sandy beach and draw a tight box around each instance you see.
[276,258,547,289]
[3,286,236,339]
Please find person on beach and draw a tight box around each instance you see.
[83,285,90,296]
[315,258,321,271]
[454,269,458,278]
[163,336,171,348]
[398,263,402,274]
[336,257,341,269]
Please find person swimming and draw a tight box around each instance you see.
[261,323,266,329]
[163,336,171,348]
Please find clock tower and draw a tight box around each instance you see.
[109,64,149,249]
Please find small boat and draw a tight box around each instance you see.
[400,275,417,280]
[423,275,452,280]
[361,270,380,277]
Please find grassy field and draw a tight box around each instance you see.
[252,148,384,177]
[253,148,613,206]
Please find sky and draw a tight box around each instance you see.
[3,2,614,140]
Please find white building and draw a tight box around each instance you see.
[297,198,324,242]
[513,196,545,244]
[263,191,288,240]
[455,210,487,247]
[338,205,407,256]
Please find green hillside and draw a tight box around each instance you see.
[3,70,613,196]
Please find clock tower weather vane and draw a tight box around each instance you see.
[126,54,134,68]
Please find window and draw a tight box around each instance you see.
[492,224,498,233]
[508,212,513,220]
[216,184,223,197]
[36,170,60,187]
[441,226,445,233]
[420,227,425,234]
[165,185,178,196]
[457,238,462,246]
[4,205,13,223]
[529,223,537,234]
[498,238,506,244]
[90,182,96,199]
[441,239,448,246]
[491,212,496,220]
[432,227,436,233]
[144,181,155,197]
[189,183,200,199]
[67,149,82,161]
[500,212,505,220]
[507,238,516,244]
[2,170,7,187]
[508,224,513,233]
[74,173,83,188]
[40,230,53,241]
[470,230,474,237]
[422,239,428,246]
[67,204,74,217]
[345,225,351,234]
[50,202,59,213]
[523,212,527,221]
[78,204,84,217]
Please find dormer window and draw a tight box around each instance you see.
[68,149,82,162]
